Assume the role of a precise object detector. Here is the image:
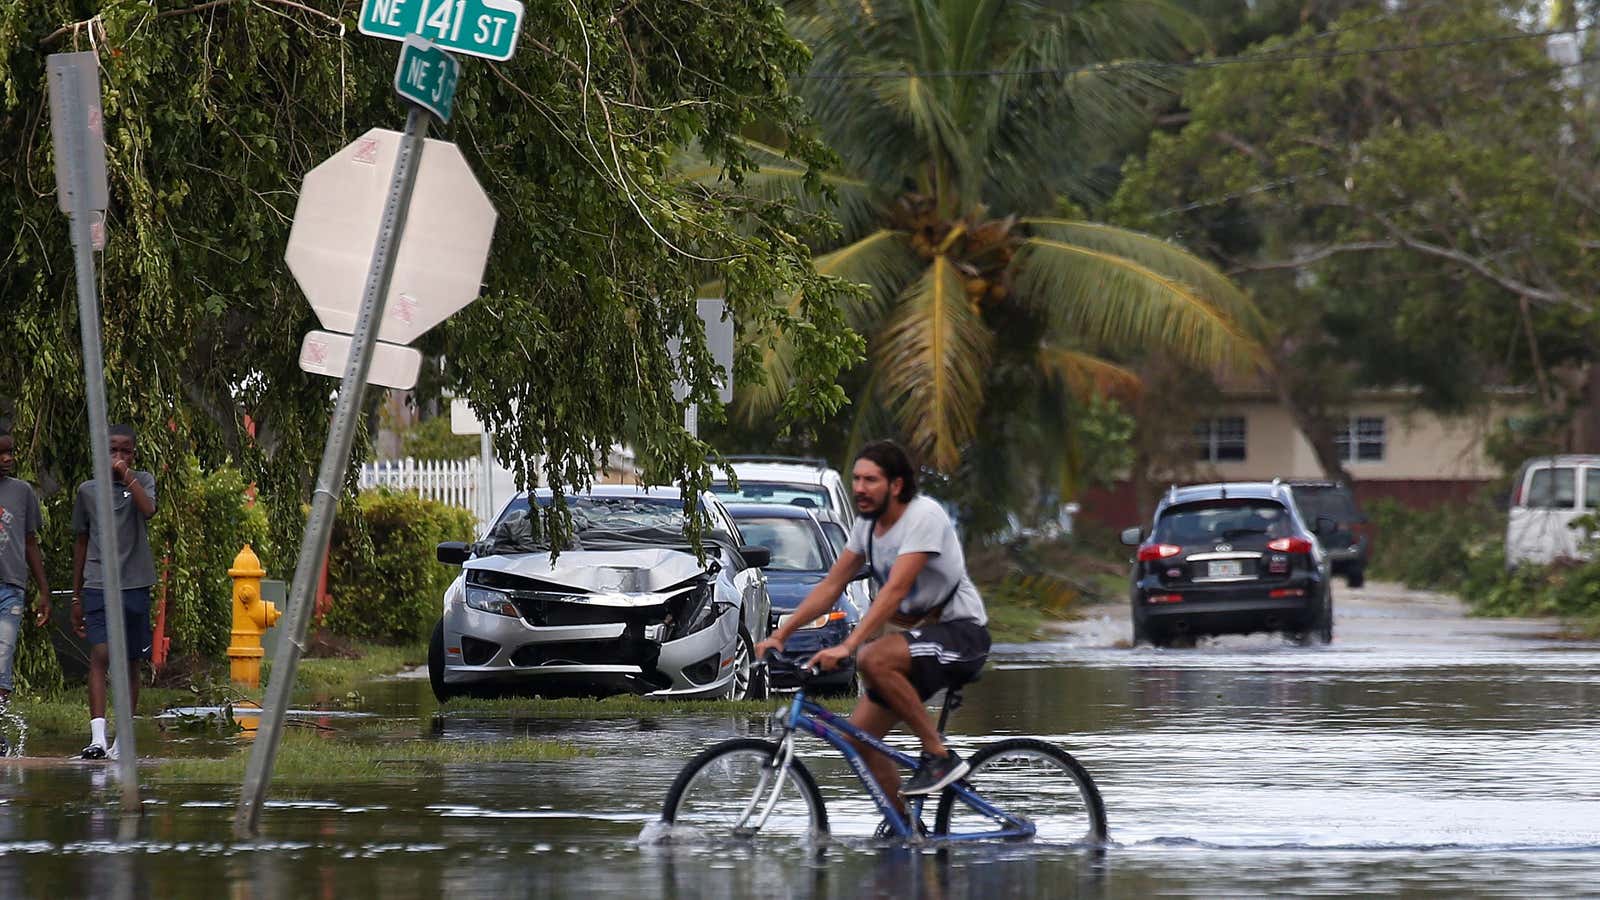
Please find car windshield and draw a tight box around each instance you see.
[482,495,709,553]
[734,517,828,572]
[712,481,830,512]
[1291,487,1359,521]
[1154,500,1295,544]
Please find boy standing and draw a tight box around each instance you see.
[70,424,157,760]
[0,429,51,704]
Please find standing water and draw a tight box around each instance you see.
[4,583,1600,897]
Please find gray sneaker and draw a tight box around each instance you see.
[902,750,968,796]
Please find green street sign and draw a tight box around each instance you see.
[394,35,460,122]
[359,0,523,62]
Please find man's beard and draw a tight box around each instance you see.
[857,494,888,520]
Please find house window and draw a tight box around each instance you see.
[1335,416,1386,463]
[1194,416,1247,462]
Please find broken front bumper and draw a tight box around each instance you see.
[440,602,741,698]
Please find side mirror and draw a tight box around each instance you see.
[739,545,772,569]
[1314,516,1337,536]
[436,541,471,566]
[1120,527,1143,546]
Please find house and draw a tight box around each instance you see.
[1080,385,1529,528]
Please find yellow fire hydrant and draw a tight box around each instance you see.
[228,545,281,688]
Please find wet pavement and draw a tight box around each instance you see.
[5,581,1600,897]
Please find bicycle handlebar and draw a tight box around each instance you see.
[761,650,822,681]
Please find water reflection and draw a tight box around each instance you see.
[4,600,1600,895]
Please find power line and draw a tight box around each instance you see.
[800,25,1596,81]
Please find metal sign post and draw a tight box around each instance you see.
[669,299,735,439]
[234,104,432,838]
[47,51,140,806]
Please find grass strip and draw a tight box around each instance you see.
[151,730,583,783]
[440,693,857,718]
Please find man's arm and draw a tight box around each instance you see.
[118,466,156,518]
[841,551,931,656]
[72,532,87,598]
[71,531,88,637]
[759,549,864,648]
[24,534,49,627]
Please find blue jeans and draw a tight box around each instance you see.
[0,585,23,693]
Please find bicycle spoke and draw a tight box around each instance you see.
[666,742,826,841]
[936,742,1105,845]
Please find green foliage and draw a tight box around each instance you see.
[150,458,271,660]
[151,732,583,783]
[0,0,859,580]
[1365,498,1502,593]
[400,415,477,462]
[324,490,474,644]
[1366,497,1600,630]
[1109,1,1599,460]
[711,0,1262,531]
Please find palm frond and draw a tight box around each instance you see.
[1036,346,1142,400]
[814,229,922,329]
[678,137,880,242]
[733,231,920,423]
[1022,219,1268,336]
[1013,237,1264,371]
[876,255,994,470]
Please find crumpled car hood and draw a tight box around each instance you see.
[465,548,706,593]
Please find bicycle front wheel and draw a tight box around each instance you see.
[662,738,830,841]
[933,738,1107,845]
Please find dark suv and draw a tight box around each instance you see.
[1121,482,1334,647]
[1286,481,1369,588]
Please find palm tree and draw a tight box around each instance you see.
[703,0,1265,491]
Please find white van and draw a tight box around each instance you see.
[1505,455,1600,566]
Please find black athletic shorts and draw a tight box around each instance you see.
[865,618,991,707]
[81,587,154,661]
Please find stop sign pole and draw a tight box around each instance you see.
[234,91,435,838]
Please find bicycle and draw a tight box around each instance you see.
[660,655,1107,845]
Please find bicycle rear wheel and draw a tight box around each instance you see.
[933,738,1107,845]
[662,738,830,841]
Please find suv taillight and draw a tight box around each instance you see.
[1138,544,1182,561]
[1267,537,1313,554]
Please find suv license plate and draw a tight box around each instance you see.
[1208,560,1243,578]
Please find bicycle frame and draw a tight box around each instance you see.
[774,690,1036,842]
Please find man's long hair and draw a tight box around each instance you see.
[856,440,918,503]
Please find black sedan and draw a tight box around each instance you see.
[1121,482,1334,647]
[725,503,868,693]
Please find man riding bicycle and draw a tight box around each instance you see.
[754,440,991,810]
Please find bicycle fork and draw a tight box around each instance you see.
[733,731,799,836]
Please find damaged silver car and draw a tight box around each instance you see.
[429,485,773,702]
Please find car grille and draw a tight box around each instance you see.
[510,592,669,628]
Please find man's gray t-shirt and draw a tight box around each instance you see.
[846,495,986,626]
[0,478,43,589]
[71,472,158,590]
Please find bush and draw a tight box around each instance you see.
[1368,495,1600,630]
[324,490,476,644]
[149,459,272,660]
[1364,497,1501,591]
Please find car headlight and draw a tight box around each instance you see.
[465,587,519,617]
[778,610,848,631]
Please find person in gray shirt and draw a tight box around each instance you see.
[70,424,158,760]
[757,440,991,826]
[0,429,51,705]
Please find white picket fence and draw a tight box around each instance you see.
[358,446,641,533]
[358,457,496,530]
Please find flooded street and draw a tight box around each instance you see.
[5,582,1600,897]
